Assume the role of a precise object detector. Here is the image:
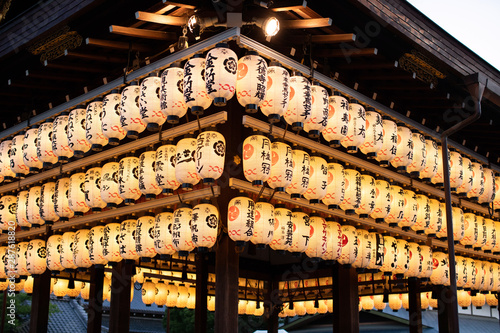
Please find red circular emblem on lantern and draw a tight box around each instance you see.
[228,206,239,221]
[254,210,261,222]
[327,171,333,184]
[237,63,248,80]
[271,151,279,166]
[266,76,272,90]
[432,258,439,269]
[289,86,295,101]
[243,144,254,160]
[341,234,348,247]
[274,218,279,231]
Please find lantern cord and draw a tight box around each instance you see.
[256,185,266,202]
[177,192,184,205]
[158,123,163,143]
[316,277,323,300]
[282,123,288,140]
[268,122,273,136]
[196,114,202,134]
[123,41,132,85]
[268,188,277,202]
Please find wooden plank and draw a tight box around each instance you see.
[311,33,356,43]
[29,269,51,332]
[25,70,88,83]
[87,265,105,333]
[162,0,196,9]
[271,0,307,12]
[135,11,187,26]
[85,38,153,52]
[281,18,332,29]
[64,50,126,63]
[43,61,109,73]
[333,265,359,333]
[109,25,177,40]
[314,47,378,58]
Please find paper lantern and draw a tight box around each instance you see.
[417,245,433,279]
[66,280,84,299]
[303,156,328,204]
[195,130,226,185]
[52,112,74,162]
[187,287,196,309]
[419,137,439,182]
[492,174,500,212]
[322,92,349,147]
[23,127,43,173]
[37,120,58,167]
[339,169,361,215]
[84,167,106,212]
[177,284,189,308]
[482,218,496,252]
[419,293,429,310]
[16,190,30,229]
[251,201,274,247]
[430,252,449,286]
[14,242,28,278]
[360,296,374,311]
[438,206,464,242]
[353,229,374,269]
[120,218,139,261]
[205,43,238,106]
[102,89,126,145]
[103,223,122,263]
[411,194,430,234]
[492,222,500,255]
[53,278,68,298]
[236,51,268,113]
[73,229,91,269]
[380,236,398,276]
[158,65,188,124]
[175,137,201,190]
[183,54,212,115]
[139,73,164,131]
[359,108,383,158]
[466,161,484,201]
[304,83,329,138]
[135,214,157,260]
[304,215,327,259]
[68,173,90,216]
[60,232,77,271]
[154,210,176,256]
[338,225,358,266]
[120,81,146,139]
[486,292,498,307]
[492,263,500,291]
[398,190,417,230]
[472,293,485,308]
[172,205,195,256]
[429,295,438,310]
[340,100,366,153]
[142,280,156,306]
[0,139,15,181]
[407,131,426,177]
[155,144,180,195]
[89,225,108,266]
[23,276,34,294]
[463,257,476,290]
[80,282,90,300]
[355,174,376,218]
[26,239,46,276]
[390,124,413,173]
[457,290,471,309]
[388,294,402,311]
[369,180,391,223]
[458,157,474,198]
[322,162,344,209]
[46,235,63,272]
[102,277,111,302]
[425,199,442,237]
[286,149,310,199]
[118,156,141,205]
[191,202,219,251]
[385,185,405,227]
[40,182,59,224]
[269,205,293,252]
[284,73,311,131]
[0,195,16,232]
[10,132,29,178]
[483,261,494,292]
[138,150,161,199]
[478,167,495,204]
[100,162,123,208]
[448,149,464,192]
[430,145,446,187]
[287,209,312,254]
[267,140,293,192]
[166,283,178,307]
[85,98,108,151]
[460,213,478,248]
[53,177,73,222]
[227,196,255,245]
[373,295,386,311]
[405,242,421,278]
[27,186,44,226]
[260,62,289,122]
[393,239,409,277]
[455,256,468,289]
[366,233,385,271]
[473,216,487,250]
[155,281,168,306]
[242,134,271,186]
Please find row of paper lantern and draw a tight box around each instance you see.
[242,134,500,208]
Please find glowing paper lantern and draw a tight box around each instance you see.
[242,134,271,186]
[430,145,446,187]
[287,209,311,254]
[52,177,73,222]
[139,150,161,199]
[322,162,344,209]
[361,296,374,311]
[139,73,164,131]
[492,174,500,212]
[166,283,178,308]
[80,282,90,300]
[177,284,189,308]
[72,229,91,268]
[205,43,238,106]
[119,218,139,261]
[366,233,385,271]
[120,81,146,139]
[187,287,196,309]
[227,196,255,245]
[322,92,349,147]
[338,225,358,266]
[135,214,157,259]
[478,167,495,204]
[14,242,28,278]
[355,174,376,218]
[27,186,44,226]
[341,100,366,154]
[419,137,439,182]
[26,239,46,276]
[53,279,68,298]
[102,89,126,145]
[142,280,156,306]
[89,225,108,266]
[455,256,468,289]
[482,218,496,253]
[492,222,500,255]
[407,131,426,177]
[23,127,43,173]
[353,229,374,269]
[84,167,106,212]
[175,137,201,190]
[286,149,310,199]
[393,239,409,277]
[118,156,141,205]
[412,194,430,234]
[369,180,391,223]
[425,199,442,237]
[195,130,226,185]
[457,290,471,309]
[10,132,29,178]
[385,185,405,227]
[46,235,63,272]
[461,213,478,248]
[251,201,274,247]
[438,206,464,242]
[23,276,34,294]
[155,144,180,195]
[267,140,293,192]
[159,65,188,124]
[40,182,59,224]
[405,242,422,278]
[60,232,77,271]
[0,139,15,181]
[86,98,108,151]
[430,252,449,286]
[373,295,386,311]
[52,113,74,163]
[398,190,417,230]
[284,73,311,131]
[155,281,168,306]
[304,83,329,138]
[448,149,464,192]
[191,202,219,251]
[463,258,476,290]
[359,108,383,158]
[37,120,58,167]
[172,205,195,256]
[304,216,327,259]
[472,293,485,309]
[390,124,413,173]
[339,169,361,215]
[16,190,30,229]
[0,195,16,231]
[68,173,90,216]
[269,205,293,252]
[260,62,289,122]
[473,216,487,250]
[467,161,484,201]
[236,51,268,113]
[183,54,212,115]
[100,162,123,208]
[486,292,498,307]
[154,210,176,256]
[103,223,122,263]
[380,236,398,276]
[303,156,327,204]
[388,294,402,311]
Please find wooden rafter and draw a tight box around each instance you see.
[311,34,356,43]
[162,1,196,9]
[64,50,126,63]
[109,25,177,40]
[281,18,332,29]
[25,70,88,83]
[85,38,153,52]
[135,11,187,26]
[271,0,307,12]
[43,61,109,73]
[314,47,378,57]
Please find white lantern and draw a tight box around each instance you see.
[269,205,293,252]
[118,156,141,205]
[120,81,146,139]
[120,218,139,261]
[473,216,487,250]
[340,99,366,154]
[285,149,310,199]
[366,233,385,271]
[304,83,329,138]
[53,278,68,298]
[492,174,500,212]
[16,190,30,229]
[463,257,476,290]
[135,214,157,259]
[412,194,430,234]
[40,182,59,224]
[472,293,486,309]
[407,131,426,177]
[352,229,374,269]
[322,162,345,210]
[80,282,90,300]
[375,117,397,167]
[492,222,500,255]
[52,112,74,163]
[195,130,226,185]
[260,62,289,122]
[305,215,327,259]
[425,199,442,237]
[418,245,433,279]
[154,210,176,256]
[430,145,447,187]
[141,280,156,306]
[460,213,478,248]
[102,89,126,145]
[393,239,409,277]
[26,239,46,276]
[183,54,212,115]
[405,242,421,278]
[359,108,383,159]
[267,140,293,192]
[191,202,219,251]
[37,120,58,167]
[205,43,238,106]
[46,235,63,272]
[457,290,471,309]
[139,73,164,131]
[479,167,495,204]
[236,51,267,113]
[288,209,311,254]
[303,156,328,204]
[160,64,188,123]
[166,283,178,308]
[373,295,386,311]
[14,242,28,278]
[10,132,29,178]
[73,229,92,269]
[68,106,91,157]
[68,172,90,216]
[430,252,449,286]
[369,179,391,223]
[339,169,361,215]
[242,134,271,186]
[100,162,123,208]
[155,144,180,195]
[419,137,439,182]
[172,205,195,256]
[438,206,464,242]
[84,167,106,212]
[103,223,122,263]
[481,218,496,253]
[449,149,464,192]
[0,195,16,232]
[89,225,108,266]
[466,161,484,201]
[284,73,311,131]
[27,186,44,226]
[385,185,405,227]
[322,92,349,147]
[398,190,417,231]
[380,236,397,276]
[23,127,43,173]
[227,196,255,245]
[176,137,200,190]
[251,201,274,247]
[338,225,358,266]
[455,256,468,289]
[388,294,402,311]
[0,140,15,181]
[139,150,161,199]
[355,174,376,218]
[53,177,73,222]
[486,292,498,307]
[155,281,168,306]
[60,232,77,271]
[390,124,413,173]
[85,98,108,151]
[360,296,374,311]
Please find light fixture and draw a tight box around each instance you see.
[188,15,201,39]
[260,17,280,37]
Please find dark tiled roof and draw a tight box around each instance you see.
[100,283,165,315]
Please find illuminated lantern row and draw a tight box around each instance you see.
[23,126,42,173]
[323,162,344,209]
[0,194,16,231]
[341,99,365,154]
[52,112,74,163]
[375,117,397,167]
[322,92,349,147]
[139,72,164,131]
[359,108,383,159]
[102,89,126,145]
[161,63,188,123]
[86,98,108,151]
[139,150,161,199]
[261,62,289,123]
[120,81,146,139]
[285,73,311,131]
[419,137,438,181]
[11,132,29,178]
[155,144,180,195]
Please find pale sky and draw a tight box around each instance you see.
[407,0,500,71]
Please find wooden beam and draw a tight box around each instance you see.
[408,278,423,333]
[87,265,105,333]
[311,33,356,43]
[195,253,208,333]
[281,18,332,29]
[314,47,378,58]
[25,70,87,82]
[43,61,109,73]
[135,11,187,26]
[64,50,126,63]
[333,265,359,333]
[109,25,177,40]
[29,262,52,332]
[162,0,196,9]
[108,261,133,333]
[85,38,152,52]
[336,60,399,70]
[271,0,307,12]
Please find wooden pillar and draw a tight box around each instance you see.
[267,279,279,333]
[1,288,7,333]
[333,264,359,333]
[437,285,457,333]
[108,261,134,333]
[408,278,422,333]
[195,253,208,333]
[87,265,105,333]
[29,269,51,333]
